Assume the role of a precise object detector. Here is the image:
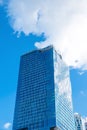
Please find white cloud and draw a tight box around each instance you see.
[79,71,84,75]
[4,122,11,129]
[8,0,87,71]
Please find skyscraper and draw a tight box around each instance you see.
[84,120,87,130]
[83,118,87,130]
[74,113,83,130]
[13,46,75,130]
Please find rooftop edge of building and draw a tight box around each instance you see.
[21,45,62,59]
[22,45,53,57]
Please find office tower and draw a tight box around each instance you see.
[85,121,87,130]
[74,113,83,130]
[83,118,87,130]
[13,46,75,130]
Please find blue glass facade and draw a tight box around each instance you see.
[74,113,83,130]
[13,46,75,130]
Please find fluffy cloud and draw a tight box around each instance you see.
[8,0,87,70]
[4,122,11,129]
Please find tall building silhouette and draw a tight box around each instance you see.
[74,113,83,130]
[84,120,87,130]
[83,118,87,130]
[13,46,75,130]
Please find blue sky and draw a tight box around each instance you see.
[0,1,87,130]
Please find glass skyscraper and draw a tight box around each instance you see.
[13,46,75,130]
[74,113,83,130]
[84,120,87,130]
[82,118,87,130]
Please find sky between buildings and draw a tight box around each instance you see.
[0,0,87,130]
